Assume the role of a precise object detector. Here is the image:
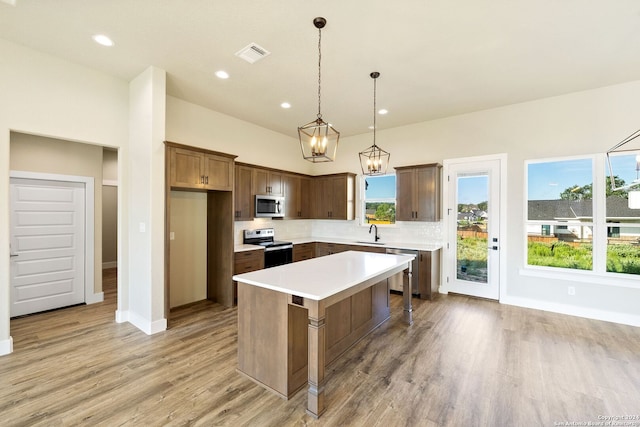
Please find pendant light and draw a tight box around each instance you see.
[606,128,640,191]
[359,72,390,175]
[298,17,340,163]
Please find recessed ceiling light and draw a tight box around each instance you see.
[92,34,114,47]
[378,109,388,115]
[215,70,229,79]
[281,102,291,109]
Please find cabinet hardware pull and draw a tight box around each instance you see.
[205,176,209,185]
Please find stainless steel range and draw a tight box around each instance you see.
[243,228,293,268]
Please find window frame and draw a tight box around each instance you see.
[523,153,640,284]
[359,174,397,227]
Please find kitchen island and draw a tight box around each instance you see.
[233,250,415,418]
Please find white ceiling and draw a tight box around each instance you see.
[2,0,640,138]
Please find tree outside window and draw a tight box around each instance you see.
[363,175,396,225]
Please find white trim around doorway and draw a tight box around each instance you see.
[9,170,102,305]
[441,153,508,301]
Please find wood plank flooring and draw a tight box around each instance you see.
[1,268,639,426]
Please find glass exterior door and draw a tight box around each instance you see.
[446,158,501,300]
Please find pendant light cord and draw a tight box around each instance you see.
[317,27,322,120]
[373,75,377,147]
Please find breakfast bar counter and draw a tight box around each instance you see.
[233,250,415,418]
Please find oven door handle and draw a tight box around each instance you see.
[264,244,293,252]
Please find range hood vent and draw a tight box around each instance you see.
[235,43,271,64]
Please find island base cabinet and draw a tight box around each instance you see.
[325,280,390,365]
[236,279,390,401]
[237,283,307,399]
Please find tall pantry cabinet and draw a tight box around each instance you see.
[165,141,237,321]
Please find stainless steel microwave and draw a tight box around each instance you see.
[255,195,285,218]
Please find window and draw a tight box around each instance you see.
[527,157,593,271]
[605,153,640,274]
[362,175,396,225]
[526,153,640,276]
[541,224,551,236]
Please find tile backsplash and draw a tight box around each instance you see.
[234,219,443,246]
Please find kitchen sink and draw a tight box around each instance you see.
[354,241,385,245]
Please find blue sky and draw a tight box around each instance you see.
[528,155,639,200]
[458,175,488,204]
[365,175,395,199]
[365,154,640,203]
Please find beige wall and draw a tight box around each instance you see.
[102,148,118,267]
[102,148,118,181]
[169,191,207,307]
[166,96,314,175]
[102,186,117,266]
[9,132,104,293]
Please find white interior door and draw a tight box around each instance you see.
[10,178,85,317]
[445,157,503,300]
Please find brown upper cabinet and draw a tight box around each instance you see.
[234,164,254,220]
[253,168,283,196]
[395,163,442,221]
[314,173,356,220]
[234,164,354,221]
[168,145,234,191]
[283,174,312,219]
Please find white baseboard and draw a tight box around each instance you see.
[125,311,167,335]
[86,292,104,304]
[102,261,117,269]
[501,295,640,327]
[0,337,13,356]
[115,310,129,323]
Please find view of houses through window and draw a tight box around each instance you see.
[456,174,489,283]
[363,175,396,224]
[526,154,640,275]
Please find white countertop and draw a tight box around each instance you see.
[289,237,442,252]
[235,237,442,253]
[234,244,265,253]
[233,250,415,300]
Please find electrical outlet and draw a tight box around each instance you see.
[170,232,175,241]
[567,286,576,296]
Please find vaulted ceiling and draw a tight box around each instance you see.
[2,0,640,138]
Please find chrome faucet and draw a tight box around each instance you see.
[369,224,380,242]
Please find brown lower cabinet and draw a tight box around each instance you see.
[314,242,349,257]
[233,249,264,303]
[418,249,441,300]
[236,279,390,399]
[292,243,315,262]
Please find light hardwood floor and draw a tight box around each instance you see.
[1,268,639,426]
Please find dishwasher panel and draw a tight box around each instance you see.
[386,248,419,295]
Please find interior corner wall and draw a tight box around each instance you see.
[165,96,314,175]
[9,132,104,292]
[102,147,118,267]
[127,66,166,334]
[0,38,129,355]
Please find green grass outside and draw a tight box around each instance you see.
[459,235,640,275]
[528,240,640,274]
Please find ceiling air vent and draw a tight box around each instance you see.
[235,43,271,64]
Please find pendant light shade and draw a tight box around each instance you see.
[606,128,640,191]
[359,72,390,175]
[298,17,340,163]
